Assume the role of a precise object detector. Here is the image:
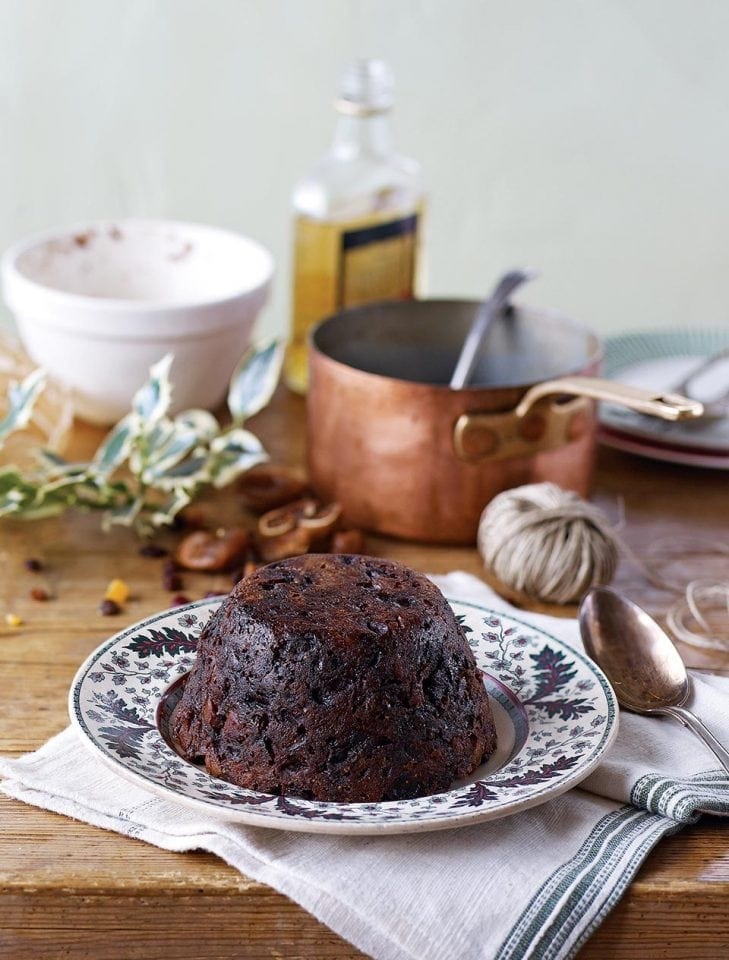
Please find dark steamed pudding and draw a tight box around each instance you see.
[170,554,497,802]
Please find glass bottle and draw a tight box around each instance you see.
[284,58,425,394]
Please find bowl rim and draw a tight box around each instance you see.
[1,218,275,313]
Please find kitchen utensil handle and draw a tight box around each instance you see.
[449,269,536,390]
[662,705,729,775]
[449,300,501,390]
[515,376,704,422]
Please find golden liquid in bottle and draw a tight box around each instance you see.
[285,206,422,394]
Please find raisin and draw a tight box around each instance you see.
[139,544,167,558]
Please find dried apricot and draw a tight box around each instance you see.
[105,579,130,605]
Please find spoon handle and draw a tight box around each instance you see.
[449,268,536,390]
[662,705,729,775]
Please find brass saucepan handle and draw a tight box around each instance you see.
[453,376,704,463]
[515,376,704,421]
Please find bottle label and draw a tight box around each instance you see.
[340,212,418,306]
[286,207,422,393]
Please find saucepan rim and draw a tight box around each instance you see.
[309,298,604,394]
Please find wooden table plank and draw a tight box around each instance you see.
[1,387,728,959]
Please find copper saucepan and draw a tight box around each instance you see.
[306,299,701,545]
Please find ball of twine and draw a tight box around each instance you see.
[477,482,619,605]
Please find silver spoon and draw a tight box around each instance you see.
[579,586,729,773]
[449,268,537,389]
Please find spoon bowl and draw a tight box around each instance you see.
[579,587,688,712]
[579,587,729,773]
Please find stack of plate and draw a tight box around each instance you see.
[600,329,729,469]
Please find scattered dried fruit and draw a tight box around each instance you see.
[238,464,310,513]
[299,501,342,539]
[139,544,168,558]
[178,505,208,529]
[258,498,319,539]
[24,558,44,572]
[257,526,312,562]
[5,613,22,628]
[331,529,366,554]
[162,560,183,592]
[99,599,120,616]
[255,497,344,560]
[104,578,130,605]
[175,528,250,572]
[29,587,50,602]
[171,594,191,606]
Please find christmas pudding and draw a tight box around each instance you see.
[171,554,496,802]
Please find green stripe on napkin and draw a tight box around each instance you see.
[496,805,677,960]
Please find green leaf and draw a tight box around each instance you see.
[35,474,86,496]
[211,449,268,489]
[0,466,28,496]
[128,418,172,475]
[0,466,86,519]
[141,422,200,483]
[153,455,210,491]
[210,427,264,457]
[0,499,51,519]
[35,449,88,477]
[174,409,219,442]
[132,354,173,424]
[73,477,129,509]
[0,488,33,516]
[91,415,137,479]
[0,335,275,535]
[16,485,77,520]
[102,497,144,530]
[209,428,267,487]
[227,339,284,423]
[0,369,46,445]
[147,488,192,528]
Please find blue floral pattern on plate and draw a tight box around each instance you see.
[69,597,618,835]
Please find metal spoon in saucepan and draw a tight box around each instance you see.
[449,267,537,390]
[579,587,729,773]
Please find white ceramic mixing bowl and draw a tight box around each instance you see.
[1,219,274,424]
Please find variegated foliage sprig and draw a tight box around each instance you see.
[0,341,284,535]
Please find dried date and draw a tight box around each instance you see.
[175,528,250,572]
[330,529,366,554]
[238,464,310,513]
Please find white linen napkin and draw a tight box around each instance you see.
[2,572,728,960]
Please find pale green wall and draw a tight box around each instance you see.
[1,0,728,338]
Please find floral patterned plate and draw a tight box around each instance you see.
[68,597,618,835]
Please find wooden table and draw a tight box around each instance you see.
[1,388,728,959]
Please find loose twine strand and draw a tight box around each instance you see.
[477,483,729,651]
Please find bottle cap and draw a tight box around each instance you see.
[335,59,394,116]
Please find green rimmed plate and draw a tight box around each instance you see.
[601,329,729,461]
